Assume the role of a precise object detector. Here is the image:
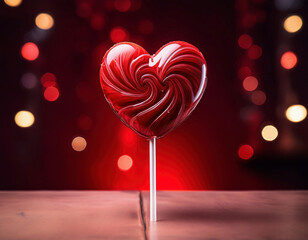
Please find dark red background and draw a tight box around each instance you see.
[1,0,308,190]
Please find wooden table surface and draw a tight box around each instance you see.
[0,191,308,240]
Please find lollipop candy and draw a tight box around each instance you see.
[100,41,207,221]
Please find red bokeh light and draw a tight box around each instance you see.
[90,14,105,30]
[114,0,131,12]
[44,86,60,102]
[117,155,133,171]
[280,51,297,70]
[238,144,254,160]
[40,72,56,87]
[76,2,92,18]
[77,115,92,131]
[243,76,258,91]
[110,27,129,43]
[21,42,39,61]
[251,90,266,105]
[247,45,262,60]
[238,34,253,49]
[237,66,252,80]
[139,19,154,35]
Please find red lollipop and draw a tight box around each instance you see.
[100,41,207,221]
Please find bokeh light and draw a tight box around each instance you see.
[238,34,253,49]
[90,14,105,30]
[117,155,133,171]
[261,125,278,141]
[40,72,57,87]
[35,13,54,30]
[283,15,303,33]
[237,66,252,80]
[243,76,258,91]
[247,44,262,60]
[21,73,37,89]
[280,51,297,69]
[72,136,87,151]
[139,19,154,35]
[77,115,92,131]
[4,0,22,7]
[110,27,129,43]
[44,86,60,102]
[238,144,254,160]
[14,111,35,128]
[285,104,307,123]
[21,42,39,61]
[114,0,131,12]
[251,90,266,105]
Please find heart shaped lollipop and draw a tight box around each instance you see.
[100,41,207,138]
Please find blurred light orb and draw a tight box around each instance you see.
[77,115,92,131]
[238,144,254,160]
[285,104,307,123]
[72,136,87,151]
[117,155,133,171]
[237,66,252,80]
[35,13,54,30]
[280,51,297,69]
[284,15,303,33]
[110,27,129,43]
[41,72,57,87]
[251,90,266,105]
[4,0,22,7]
[15,110,35,128]
[139,19,154,35]
[261,125,278,141]
[247,45,262,60]
[21,42,39,61]
[238,34,253,49]
[21,73,37,89]
[114,0,131,12]
[44,86,59,102]
[243,76,258,91]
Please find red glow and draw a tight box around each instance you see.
[238,144,254,160]
[117,155,133,171]
[90,14,105,30]
[44,86,59,102]
[237,66,252,80]
[40,72,56,87]
[280,51,297,70]
[139,19,154,35]
[76,2,92,18]
[247,45,262,60]
[110,27,129,43]
[238,34,253,49]
[114,0,131,12]
[251,90,266,105]
[77,115,92,131]
[21,42,39,61]
[243,76,258,91]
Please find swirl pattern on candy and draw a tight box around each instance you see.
[100,41,207,138]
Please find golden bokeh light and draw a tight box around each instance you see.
[284,15,303,33]
[14,110,35,128]
[72,136,87,151]
[35,13,54,30]
[261,125,278,142]
[4,0,22,7]
[285,104,307,123]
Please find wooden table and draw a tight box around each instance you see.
[1,191,307,239]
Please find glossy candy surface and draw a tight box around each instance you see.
[100,41,207,138]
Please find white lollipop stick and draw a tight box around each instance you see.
[149,137,157,221]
